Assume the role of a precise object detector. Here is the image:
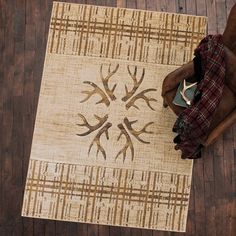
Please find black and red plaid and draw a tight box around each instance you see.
[173,35,226,159]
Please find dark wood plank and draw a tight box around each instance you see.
[203,147,216,236]
[126,0,136,9]
[156,0,168,12]
[216,0,227,33]
[1,0,17,228]
[166,0,177,12]
[0,18,5,226]
[137,0,146,10]
[0,227,12,236]
[76,223,88,236]
[98,225,109,236]
[213,136,227,236]
[44,220,56,236]
[116,0,126,8]
[186,184,196,236]
[0,1,236,236]
[146,0,157,11]
[33,219,45,236]
[206,0,217,34]
[196,0,207,16]
[105,0,116,7]
[88,224,99,236]
[142,228,153,236]
[193,159,206,236]
[109,225,121,236]
[55,222,75,236]
[231,124,236,236]
[120,226,131,236]
[186,0,196,15]
[223,127,235,236]
[131,228,142,236]
[177,0,186,14]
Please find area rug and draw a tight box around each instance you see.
[22,2,207,232]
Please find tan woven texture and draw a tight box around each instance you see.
[22,2,207,232]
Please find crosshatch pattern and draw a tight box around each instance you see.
[22,159,191,231]
[48,2,207,65]
[22,1,207,232]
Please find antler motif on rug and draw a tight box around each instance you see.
[80,81,111,106]
[100,63,119,101]
[123,117,154,144]
[116,123,135,162]
[125,88,157,110]
[88,122,112,160]
[122,65,145,102]
[77,63,157,162]
[76,114,108,136]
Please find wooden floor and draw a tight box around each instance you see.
[0,0,236,235]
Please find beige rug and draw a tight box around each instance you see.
[22,2,207,232]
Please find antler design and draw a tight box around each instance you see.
[125,88,157,110]
[77,114,108,136]
[88,122,112,160]
[116,123,134,162]
[77,64,156,162]
[124,117,154,144]
[100,64,119,101]
[122,66,145,102]
[80,81,110,106]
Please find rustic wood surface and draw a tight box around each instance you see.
[0,0,236,235]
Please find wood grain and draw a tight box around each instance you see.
[0,0,236,235]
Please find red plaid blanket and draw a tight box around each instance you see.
[173,35,226,159]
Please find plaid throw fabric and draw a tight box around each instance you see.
[173,35,226,159]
